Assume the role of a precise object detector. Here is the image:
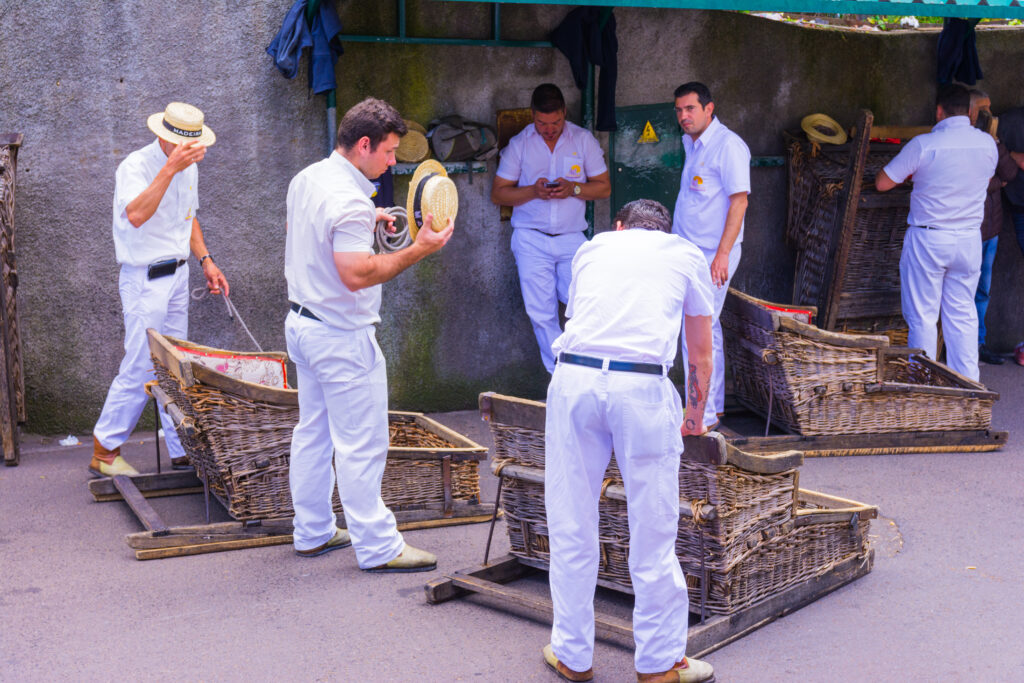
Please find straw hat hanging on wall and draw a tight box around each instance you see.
[397,119,430,162]
[406,159,458,239]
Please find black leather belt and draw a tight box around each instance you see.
[557,352,665,376]
[289,302,321,321]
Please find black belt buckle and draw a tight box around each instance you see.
[147,258,181,280]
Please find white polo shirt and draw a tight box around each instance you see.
[552,229,715,366]
[882,116,997,232]
[496,120,607,235]
[112,139,197,266]
[672,116,751,251]
[285,151,380,330]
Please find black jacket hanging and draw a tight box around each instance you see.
[936,18,983,86]
[550,7,618,132]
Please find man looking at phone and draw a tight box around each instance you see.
[491,83,611,373]
[91,102,229,476]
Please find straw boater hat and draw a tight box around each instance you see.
[406,159,458,239]
[801,113,847,146]
[397,123,430,163]
[147,102,216,146]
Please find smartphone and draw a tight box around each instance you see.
[545,181,560,188]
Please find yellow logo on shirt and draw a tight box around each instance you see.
[185,208,192,222]
[571,164,581,175]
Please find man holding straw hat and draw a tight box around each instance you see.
[91,102,229,477]
[284,97,453,570]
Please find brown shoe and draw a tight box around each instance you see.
[637,657,715,683]
[542,644,593,682]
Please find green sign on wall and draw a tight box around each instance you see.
[609,103,684,224]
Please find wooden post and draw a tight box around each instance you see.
[0,133,23,466]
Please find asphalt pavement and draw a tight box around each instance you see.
[1,362,1022,682]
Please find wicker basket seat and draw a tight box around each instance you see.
[147,330,486,521]
[722,289,997,436]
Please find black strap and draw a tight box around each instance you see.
[558,352,665,376]
[162,119,202,138]
[412,172,439,229]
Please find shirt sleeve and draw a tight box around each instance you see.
[495,135,523,182]
[681,246,715,317]
[581,131,608,177]
[331,201,375,253]
[720,137,751,196]
[882,138,922,184]
[113,156,151,219]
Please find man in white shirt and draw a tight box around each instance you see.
[491,83,611,374]
[542,199,715,683]
[671,82,750,429]
[285,98,452,570]
[91,102,229,477]
[876,84,997,381]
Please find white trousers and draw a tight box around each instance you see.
[285,313,404,568]
[545,363,689,674]
[511,228,587,373]
[680,243,741,426]
[93,263,188,458]
[900,227,981,381]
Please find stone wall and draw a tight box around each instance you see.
[1,1,1022,432]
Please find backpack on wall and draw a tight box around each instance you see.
[427,115,498,162]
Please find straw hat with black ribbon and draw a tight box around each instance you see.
[147,102,216,146]
[801,113,847,146]
[406,159,458,239]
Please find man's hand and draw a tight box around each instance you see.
[413,213,455,254]
[164,140,206,175]
[547,177,573,200]
[203,260,229,296]
[375,207,396,233]
[533,178,556,200]
[709,252,730,288]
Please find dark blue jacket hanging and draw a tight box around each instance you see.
[936,18,982,86]
[550,7,618,131]
[266,0,344,94]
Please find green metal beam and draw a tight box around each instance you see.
[438,0,1024,20]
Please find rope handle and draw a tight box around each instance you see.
[143,380,158,398]
[190,288,263,352]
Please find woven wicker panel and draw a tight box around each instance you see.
[722,298,993,435]
[153,362,481,521]
[785,135,910,333]
[685,518,870,615]
[500,472,866,615]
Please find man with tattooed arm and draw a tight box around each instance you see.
[540,199,716,683]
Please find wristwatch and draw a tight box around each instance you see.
[572,183,582,197]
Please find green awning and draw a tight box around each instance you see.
[440,0,1024,20]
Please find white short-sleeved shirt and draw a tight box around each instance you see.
[285,151,380,330]
[551,229,715,366]
[112,139,197,266]
[882,116,998,232]
[496,120,607,235]
[672,116,751,251]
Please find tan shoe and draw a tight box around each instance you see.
[542,644,593,682]
[637,656,715,683]
[364,543,437,573]
[295,528,351,557]
[88,455,139,477]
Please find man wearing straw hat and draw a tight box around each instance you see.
[671,82,750,431]
[875,84,997,381]
[90,102,229,477]
[542,199,715,683]
[491,83,611,374]
[284,97,453,571]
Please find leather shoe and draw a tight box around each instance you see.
[295,528,351,557]
[637,657,715,683]
[364,544,437,573]
[88,455,139,477]
[542,644,593,682]
[979,344,1005,365]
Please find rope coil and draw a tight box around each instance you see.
[374,206,412,253]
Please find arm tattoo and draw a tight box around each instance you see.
[685,418,697,430]
[687,362,703,408]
